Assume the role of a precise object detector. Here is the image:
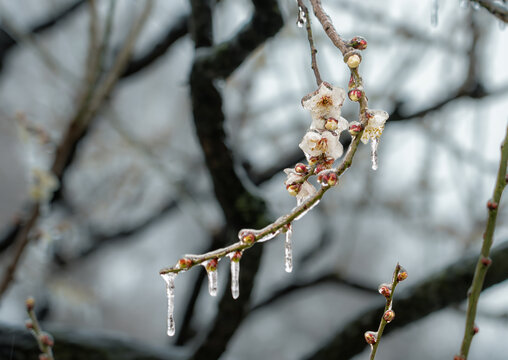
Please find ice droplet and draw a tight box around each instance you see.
[370,138,379,171]
[160,273,176,336]
[471,1,480,10]
[296,6,307,28]
[230,259,240,299]
[207,268,218,296]
[284,225,293,273]
[430,0,439,27]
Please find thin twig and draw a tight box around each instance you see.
[297,0,322,86]
[458,124,508,359]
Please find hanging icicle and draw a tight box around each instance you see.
[296,6,307,28]
[370,137,379,171]
[430,0,439,27]
[160,273,176,336]
[229,251,242,299]
[284,224,293,273]
[204,259,219,297]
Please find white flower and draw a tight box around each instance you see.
[296,181,316,205]
[361,109,389,144]
[299,130,343,160]
[302,82,346,119]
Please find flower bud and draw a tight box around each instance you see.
[25,320,34,330]
[241,232,256,245]
[325,117,339,131]
[397,268,408,282]
[349,36,367,50]
[25,297,35,311]
[378,283,392,298]
[206,258,218,272]
[308,156,321,166]
[324,156,335,166]
[480,257,492,266]
[487,200,498,210]
[314,164,326,174]
[39,332,54,347]
[231,251,242,262]
[383,309,395,323]
[326,172,338,186]
[178,258,193,269]
[294,163,308,174]
[349,122,363,136]
[346,53,361,69]
[473,325,479,335]
[364,331,377,345]
[348,89,362,102]
[453,356,465,360]
[286,184,301,196]
[348,74,355,90]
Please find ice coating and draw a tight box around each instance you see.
[284,225,293,273]
[161,273,176,336]
[230,260,240,299]
[371,137,379,171]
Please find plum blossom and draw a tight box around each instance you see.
[299,130,343,161]
[302,82,347,131]
[30,168,59,202]
[361,109,389,144]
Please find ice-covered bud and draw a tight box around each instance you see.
[295,163,308,174]
[286,184,301,196]
[231,251,242,262]
[473,325,479,335]
[397,268,408,282]
[308,156,320,166]
[324,156,335,167]
[505,174,508,184]
[178,258,193,269]
[349,36,367,50]
[480,257,492,266]
[378,283,392,298]
[348,74,355,90]
[326,172,338,186]
[348,89,363,102]
[349,122,363,136]
[383,309,395,323]
[241,232,256,245]
[39,332,54,347]
[314,164,326,174]
[206,258,218,272]
[364,331,377,345]
[487,200,498,210]
[26,297,35,311]
[325,117,339,131]
[25,320,33,330]
[345,53,361,69]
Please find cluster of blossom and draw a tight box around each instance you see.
[25,297,55,360]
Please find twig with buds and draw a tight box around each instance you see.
[458,124,508,359]
[365,264,408,360]
[25,297,55,360]
[297,0,322,86]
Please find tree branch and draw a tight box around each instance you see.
[305,240,508,360]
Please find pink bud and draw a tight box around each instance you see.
[487,200,498,210]
[294,163,308,174]
[364,331,377,345]
[178,258,193,269]
[349,36,367,50]
[383,309,395,323]
[308,156,321,166]
[25,320,33,330]
[348,89,362,102]
[39,332,54,347]
[286,184,301,196]
[325,117,339,131]
[206,258,219,272]
[349,123,363,136]
[327,172,338,186]
[241,232,256,245]
[473,325,479,335]
[314,164,326,174]
[25,297,35,311]
[378,283,392,298]
[397,268,408,282]
[231,251,242,262]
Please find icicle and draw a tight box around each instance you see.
[208,270,218,296]
[370,138,379,171]
[229,252,241,299]
[204,258,219,297]
[430,0,439,27]
[284,224,293,273]
[160,273,176,336]
[499,20,506,31]
[459,0,469,9]
[296,6,307,28]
